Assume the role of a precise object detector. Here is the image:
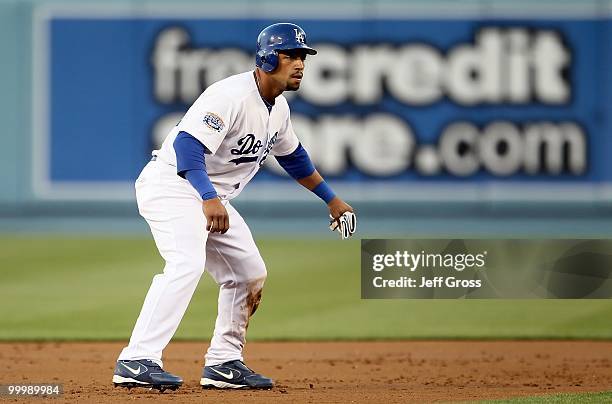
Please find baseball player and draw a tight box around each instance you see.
[112,22,356,392]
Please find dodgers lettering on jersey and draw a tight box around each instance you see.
[155,71,299,200]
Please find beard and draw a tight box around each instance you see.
[285,80,301,91]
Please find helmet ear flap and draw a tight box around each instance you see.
[264,50,278,72]
[256,49,278,73]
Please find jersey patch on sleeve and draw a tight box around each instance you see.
[203,112,225,132]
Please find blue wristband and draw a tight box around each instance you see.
[312,181,336,204]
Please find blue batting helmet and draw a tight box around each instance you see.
[255,23,317,73]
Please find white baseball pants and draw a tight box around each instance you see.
[118,160,267,366]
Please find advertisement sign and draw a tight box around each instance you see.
[32,5,612,200]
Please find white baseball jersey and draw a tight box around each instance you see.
[155,71,300,200]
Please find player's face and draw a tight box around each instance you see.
[274,49,307,91]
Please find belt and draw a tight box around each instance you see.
[150,154,178,168]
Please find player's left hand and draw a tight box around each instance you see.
[328,198,356,239]
[328,197,353,219]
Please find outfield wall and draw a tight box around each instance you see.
[0,0,611,234]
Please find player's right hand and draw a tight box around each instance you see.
[202,198,229,234]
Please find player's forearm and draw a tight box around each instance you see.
[295,170,333,197]
[299,171,337,204]
[275,144,337,203]
[184,169,218,200]
[296,170,323,190]
[174,131,218,200]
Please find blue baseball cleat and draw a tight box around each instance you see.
[200,360,274,389]
[113,359,183,392]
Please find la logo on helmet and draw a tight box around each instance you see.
[294,29,305,44]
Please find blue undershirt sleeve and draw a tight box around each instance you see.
[274,143,316,180]
[184,170,218,200]
[173,131,218,200]
[174,131,206,176]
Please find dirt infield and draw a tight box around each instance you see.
[1,341,611,403]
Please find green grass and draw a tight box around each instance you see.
[1,236,612,340]
[475,391,612,403]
